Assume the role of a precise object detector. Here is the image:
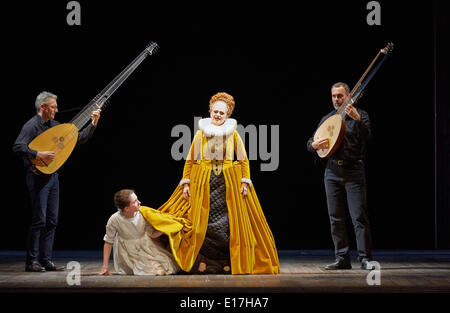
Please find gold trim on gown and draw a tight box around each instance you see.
[140,129,280,274]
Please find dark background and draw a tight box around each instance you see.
[2,1,448,251]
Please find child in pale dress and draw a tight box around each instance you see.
[98,189,179,276]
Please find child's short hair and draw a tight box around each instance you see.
[114,189,135,211]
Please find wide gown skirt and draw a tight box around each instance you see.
[140,161,280,274]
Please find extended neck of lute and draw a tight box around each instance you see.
[69,46,152,130]
[336,50,384,119]
[71,98,106,130]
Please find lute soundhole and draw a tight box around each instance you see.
[327,125,335,137]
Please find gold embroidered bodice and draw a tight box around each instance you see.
[205,135,227,176]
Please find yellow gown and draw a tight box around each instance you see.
[140,122,280,274]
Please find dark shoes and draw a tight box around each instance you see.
[360,258,375,270]
[41,261,65,271]
[324,258,352,270]
[325,257,376,270]
[25,261,46,272]
[25,261,65,272]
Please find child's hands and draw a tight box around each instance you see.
[98,265,111,276]
[150,230,164,239]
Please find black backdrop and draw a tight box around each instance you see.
[3,1,448,251]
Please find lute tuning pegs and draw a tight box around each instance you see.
[146,41,159,55]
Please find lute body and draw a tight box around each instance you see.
[29,124,78,174]
[314,114,346,158]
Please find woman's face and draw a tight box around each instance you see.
[210,101,228,126]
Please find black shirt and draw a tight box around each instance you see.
[12,114,96,170]
[307,108,371,161]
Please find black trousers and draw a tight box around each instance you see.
[25,170,59,265]
[324,161,372,261]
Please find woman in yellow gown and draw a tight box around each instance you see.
[140,92,280,274]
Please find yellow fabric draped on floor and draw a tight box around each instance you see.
[140,130,280,274]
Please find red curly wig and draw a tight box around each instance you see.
[209,92,235,117]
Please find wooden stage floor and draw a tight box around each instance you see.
[1,250,449,294]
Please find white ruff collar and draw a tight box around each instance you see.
[198,118,237,137]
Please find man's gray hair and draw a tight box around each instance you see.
[35,91,58,112]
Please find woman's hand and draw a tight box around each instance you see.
[241,182,249,197]
[183,183,191,201]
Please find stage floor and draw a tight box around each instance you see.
[1,250,449,294]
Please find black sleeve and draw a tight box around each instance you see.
[356,109,371,141]
[12,123,38,160]
[306,115,328,153]
[76,123,96,145]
